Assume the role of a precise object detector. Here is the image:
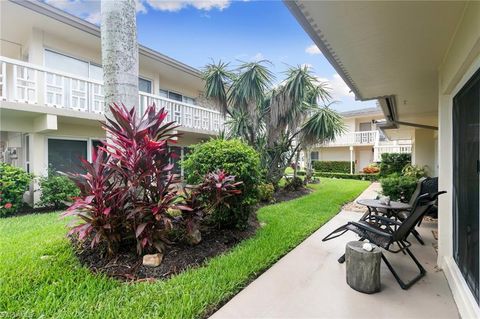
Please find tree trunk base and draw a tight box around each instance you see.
[345,241,382,294]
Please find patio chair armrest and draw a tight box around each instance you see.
[348,221,392,238]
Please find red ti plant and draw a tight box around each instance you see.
[197,169,243,228]
[178,169,243,243]
[64,103,180,255]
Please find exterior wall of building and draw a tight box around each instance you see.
[411,129,436,177]
[318,147,351,161]
[437,2,480,317]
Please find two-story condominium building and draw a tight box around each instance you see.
[307,107,412,174]
[0,0,224,204]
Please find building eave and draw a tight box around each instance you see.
[284,0,364,101]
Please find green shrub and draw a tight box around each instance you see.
[38,172,80,209]
[380,174,417,201]
[314,171,378,181]
[258,183,275,202]
[402,164,428,178]
[313,160,354,173]
[379,153,411,176]
[0,163,32,217]
[182,138,261,228]
[284,176,304,191]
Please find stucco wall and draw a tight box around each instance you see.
[437,2,480,318]
[411,129,436,176]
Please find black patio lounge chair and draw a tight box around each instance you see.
[323,191,446,289]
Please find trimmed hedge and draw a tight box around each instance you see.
[312,161,354,173]
[314,171,378,181]
[379,153,411,176]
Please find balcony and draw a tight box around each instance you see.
[0,56,224,134]
[373,142,412,162]
[321,130,379,146]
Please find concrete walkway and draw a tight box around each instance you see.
[211,183,459,319]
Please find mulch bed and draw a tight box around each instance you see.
[71,186,311,282]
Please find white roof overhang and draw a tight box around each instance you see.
[286,1,467,138]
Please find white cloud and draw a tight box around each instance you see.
[305,44,322,55]
[43,0,230,25]
[143,0,230,12]
[316,73,354,101]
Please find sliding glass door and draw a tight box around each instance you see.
[452,68,480,304]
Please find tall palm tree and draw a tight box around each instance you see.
[101,0,139,114]
[203,61,345,187]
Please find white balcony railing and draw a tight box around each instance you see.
[373,143,412,162]
[0,56,224,133]
[322,130,379,146]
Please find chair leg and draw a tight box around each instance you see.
[381,246,426,290]
[410,229,425,245]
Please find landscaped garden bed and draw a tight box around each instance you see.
[0,178,368,318]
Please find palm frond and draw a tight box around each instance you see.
[203,60,234,115]
[228,60,274,118]
[300,106,346,145]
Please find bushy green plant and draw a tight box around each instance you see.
[183,138,261,206]
[402,164,428,178]
[380,173,417,201]
[258,183,275,202]
[379,153,411,176]
[284,176,304,191]
[0,163,32,217]
[313,160,354,173]
[38,171,80,209]
[183,138,261,229]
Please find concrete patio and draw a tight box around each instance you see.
[212,183,459,319]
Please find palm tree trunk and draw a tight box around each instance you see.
[293,149,300,178]
[101,0,138,114]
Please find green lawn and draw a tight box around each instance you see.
[0,178,369,319]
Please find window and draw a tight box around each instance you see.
[45,49,89,77]
[359,122,372,131]
[159,89,196,105]
[310,151,319,161]
[48,139,87,174]
[168,91,183,102]
[139,78,152,94]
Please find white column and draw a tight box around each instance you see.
[349,146,354,174]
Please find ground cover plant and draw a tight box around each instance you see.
[0,178,368,318]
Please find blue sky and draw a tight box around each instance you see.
[44,0,376,112]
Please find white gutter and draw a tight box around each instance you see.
[9,0,203,78]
